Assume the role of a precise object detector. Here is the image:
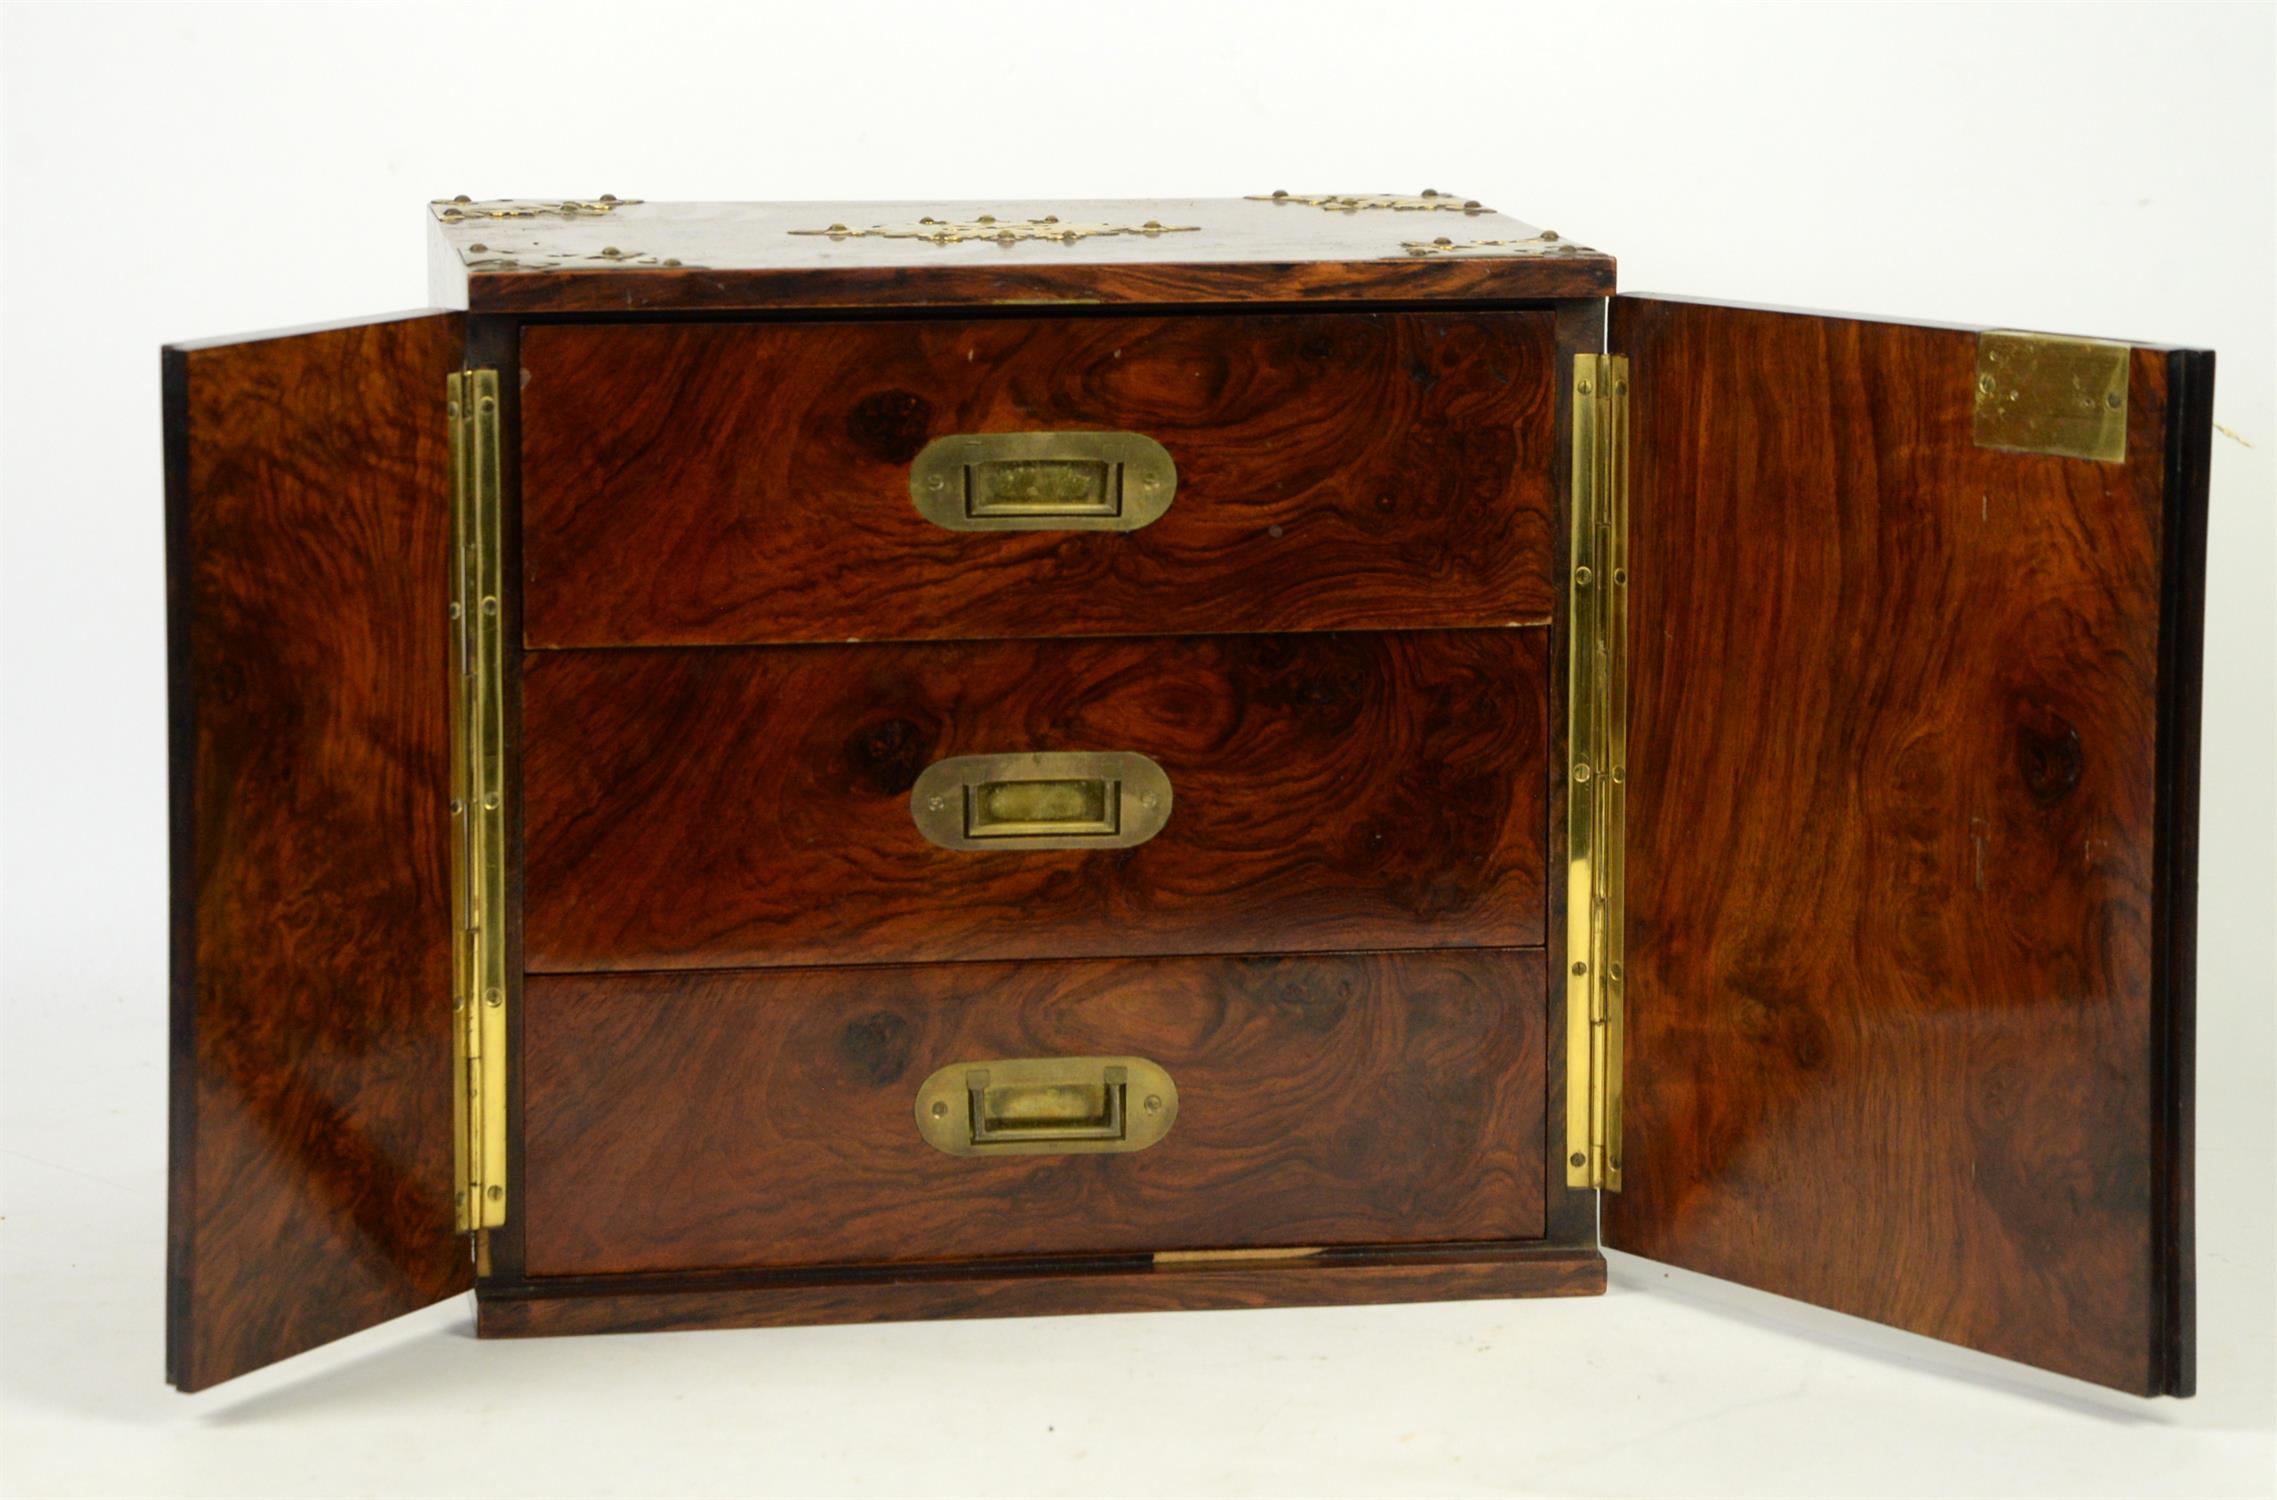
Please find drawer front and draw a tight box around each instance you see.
[523,950,1548,1276]
[523,629,1548,972]
[519,311,1558,647]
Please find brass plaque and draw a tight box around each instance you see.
[910,431,1176,532]
[915,1056,1179,1157]
[910,751,1172,851]
[1974,331,2130,463]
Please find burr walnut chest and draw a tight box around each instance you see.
[164,195,2210,1398]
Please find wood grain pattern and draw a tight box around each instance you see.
[426,196,1615,313]
[1602,297,2206,1396]
[520,312,1558,648]
[478,1246,1606,1339]
[522,951,1547,1276]
[165,313,470,1392]
[523,630,1547,972]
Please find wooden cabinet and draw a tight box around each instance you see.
[163,195,2209,1399]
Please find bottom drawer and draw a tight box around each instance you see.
[524,950,1547,1276]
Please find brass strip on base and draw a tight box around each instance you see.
[1153,1247,1327,1266]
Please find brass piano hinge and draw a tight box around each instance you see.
[447,369,508,1233]
[1566,354,1629,1193]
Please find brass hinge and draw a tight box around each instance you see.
[1565,354,1628,1192]
[448,369,507,1232]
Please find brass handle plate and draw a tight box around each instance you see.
[915,1056,1179,1157]
[909,431,1176,532]
[909,751,1172,852]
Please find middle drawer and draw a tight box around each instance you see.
[524,629,1548,972]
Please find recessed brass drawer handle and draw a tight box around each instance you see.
[909,431,1176,532]
[915,1056,1179,1157]
[909,751,1172,851]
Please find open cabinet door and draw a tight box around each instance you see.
[166,312,470,1391]
[1603,297,2208,1396]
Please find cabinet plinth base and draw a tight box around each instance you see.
[475,1247,1606,1340]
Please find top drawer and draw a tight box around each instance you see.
[520,311,1559,648]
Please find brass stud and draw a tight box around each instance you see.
[1572,960,1588,975]
[1573,762,1593,783]
[1575,565,1593,585]
[1271,189,1289,198]
[469,242,487,252]
[1541,229,1560,242]
[487,1185,503,1201]
[1144,1095,1164,1114]
[452,194,472,203]
[1577,379,1594,396]
[2106,390,2123,409]
[662,257,681,267]
[1570,1151,1588,1168]
[599,192,618,203]
[931,1100,949,1119]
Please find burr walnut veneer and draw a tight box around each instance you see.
[165,197,2208,1398]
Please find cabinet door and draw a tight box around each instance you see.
[1604,296,2209,1396]
[166,311,469,1391]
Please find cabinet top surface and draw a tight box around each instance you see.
[426,194,1616,313]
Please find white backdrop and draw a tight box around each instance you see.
[3,4,2271,1497]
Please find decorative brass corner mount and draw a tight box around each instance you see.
[1403,233,1591,259]
[790,215,1199,246]
[1250,189,1492,214]
[460,246,692,272]
[432,195,641,221]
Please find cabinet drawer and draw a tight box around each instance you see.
[523,950,1548,1276]
[523,628,1548,972]
[519,311,1558,647]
